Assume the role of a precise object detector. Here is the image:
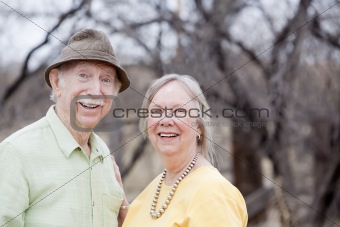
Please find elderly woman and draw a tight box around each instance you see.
[122,74,248,227]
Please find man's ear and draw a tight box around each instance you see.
[49,69,62,97]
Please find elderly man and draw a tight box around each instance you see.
[0,29,130,227]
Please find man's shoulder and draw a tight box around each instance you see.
[1,116,50,145]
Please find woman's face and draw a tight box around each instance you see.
[147,81,201,158]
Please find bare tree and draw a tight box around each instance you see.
[1,0,339,226]
[0,0,91,105]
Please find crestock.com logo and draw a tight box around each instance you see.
[111,105,269,119]
[70,96,270,132]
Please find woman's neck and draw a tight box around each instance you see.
[162,150,198,186]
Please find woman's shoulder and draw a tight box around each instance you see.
[184,168,248,226]
[188,166,231,185]
[186,166,244,199]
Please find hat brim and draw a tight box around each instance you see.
[45,58,130,93]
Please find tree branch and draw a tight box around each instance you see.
[311,17,340,49]
[1,0,89,105]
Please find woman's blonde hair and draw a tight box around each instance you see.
[139,74,216,164]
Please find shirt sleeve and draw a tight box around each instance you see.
[0,142,29,227]
[185,181,248,227]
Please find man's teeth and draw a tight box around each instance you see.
[80,102,97,108]
[159,133,178,137]
[78,99,104,108]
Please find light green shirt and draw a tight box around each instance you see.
[0,106,123,227]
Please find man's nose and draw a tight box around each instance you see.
[87,79,101,95]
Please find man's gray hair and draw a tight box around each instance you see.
[49,68,65,103]
[49,61,122,102]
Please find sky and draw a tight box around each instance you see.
[0,0,307,80]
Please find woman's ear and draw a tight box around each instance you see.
[196,121,202,135]
[49,69,62,97]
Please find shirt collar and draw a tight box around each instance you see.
[46,106,105,162]
[88,134,105,163]
[46,105,81,158]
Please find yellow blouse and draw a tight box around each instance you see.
[123,166,248,227]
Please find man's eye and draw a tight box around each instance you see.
[103,78,111,83]
[78,73,88,79]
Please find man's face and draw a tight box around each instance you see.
[53,61,120,131]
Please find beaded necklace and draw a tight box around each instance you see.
[150,153,199,219]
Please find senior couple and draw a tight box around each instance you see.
[0,29,248,227]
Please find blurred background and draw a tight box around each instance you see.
[0,0,339,226]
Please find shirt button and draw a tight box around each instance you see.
[93,201,95,207]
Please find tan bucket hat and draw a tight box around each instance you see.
[44,29,130,93]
